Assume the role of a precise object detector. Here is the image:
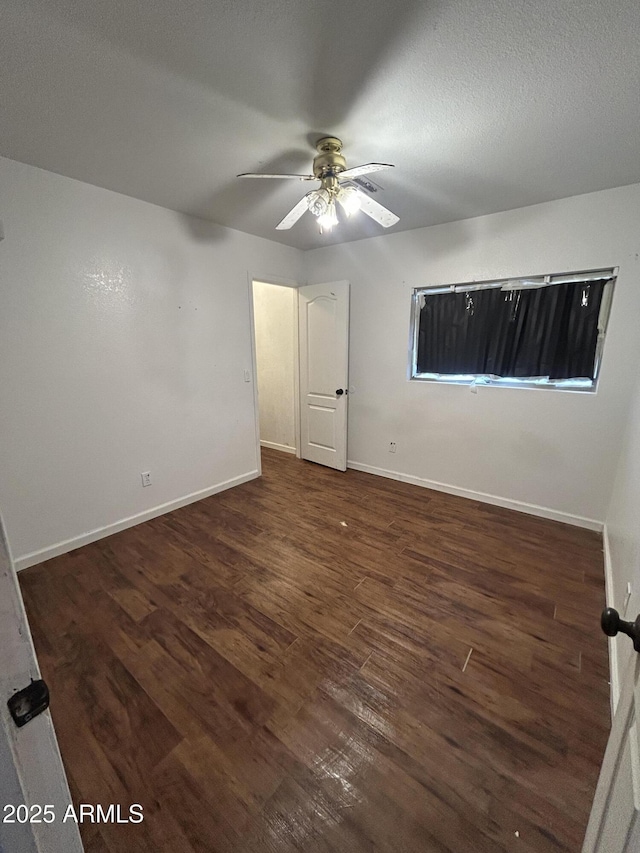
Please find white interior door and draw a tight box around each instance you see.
[583,648,640,851]
[298,281,349,471]
[0,516,83,853]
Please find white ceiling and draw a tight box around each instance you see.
[2,0,639,251]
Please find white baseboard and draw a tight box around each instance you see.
[15,470,260,571]
[346,460,604,532]
[260,440,296,455]
[602,523,620,718]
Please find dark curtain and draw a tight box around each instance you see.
[417,280,607,380]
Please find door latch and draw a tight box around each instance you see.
[7,679,50,727]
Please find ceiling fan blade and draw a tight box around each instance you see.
[339,163,394,180]
[358,193,399,228]
[275,196,310,230]
[237,172,315,180]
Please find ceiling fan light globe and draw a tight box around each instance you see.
[317,213,337,231]
[337,186,361,217]
[317,202,338,231]
[307,188,330,217]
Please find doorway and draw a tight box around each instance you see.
[251,280,300,458]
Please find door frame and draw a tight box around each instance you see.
[247,274,302,471]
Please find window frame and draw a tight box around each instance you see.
[409,268,617,392]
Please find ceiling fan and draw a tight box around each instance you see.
[238,137,399,232]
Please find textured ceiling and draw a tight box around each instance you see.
[1,0,640,250]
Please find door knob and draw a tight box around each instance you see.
[601,608,640,653]
[335,389,344,396]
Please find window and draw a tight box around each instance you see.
[410,269,616,391]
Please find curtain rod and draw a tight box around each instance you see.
[417,269,615,297]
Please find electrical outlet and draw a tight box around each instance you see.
[141,471,151,487]
[243,369,251,382]
[389,442,397,453]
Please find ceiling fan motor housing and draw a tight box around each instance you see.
[313,137,346,179]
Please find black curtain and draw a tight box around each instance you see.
[417,280,607,380]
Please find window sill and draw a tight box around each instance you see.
[410,375,597,393]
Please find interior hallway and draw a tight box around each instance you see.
[19,449,610,852]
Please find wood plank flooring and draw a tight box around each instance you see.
[19,449,610,852]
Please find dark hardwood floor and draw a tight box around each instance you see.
[19,448,610,852]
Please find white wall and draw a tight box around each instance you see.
[0,156,302,567]
[604,366,640,707]
[3,154,639,567]
[253,281,297,453]
[304,183,640,527]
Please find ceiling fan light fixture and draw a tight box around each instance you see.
[317,199,338,232]
[306,188,330,217]
[337,186,361,217]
